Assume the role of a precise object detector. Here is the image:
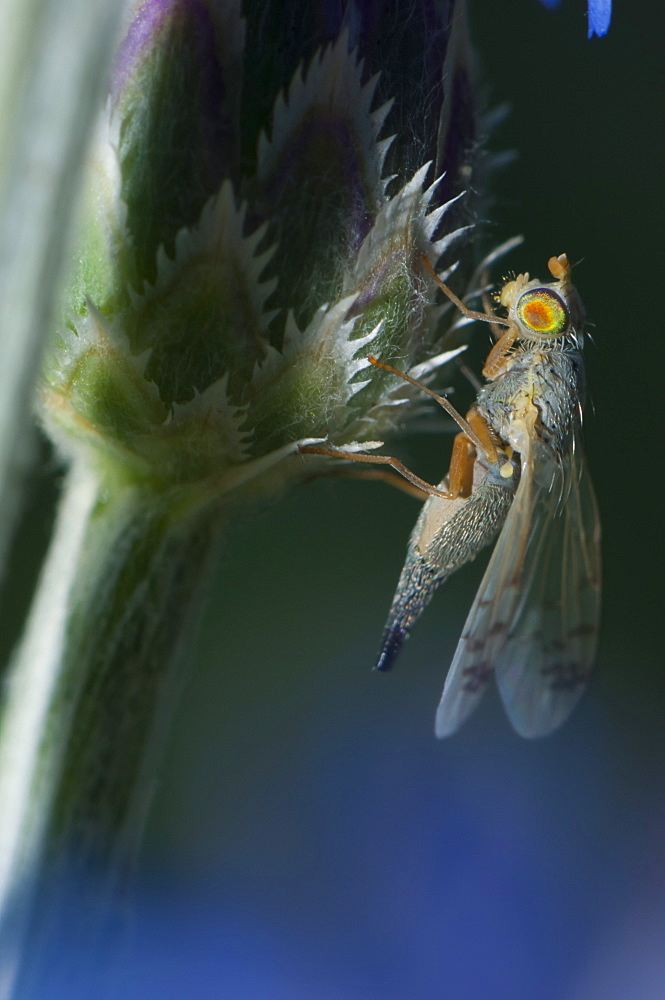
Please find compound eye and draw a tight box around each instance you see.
[516,288,569,337]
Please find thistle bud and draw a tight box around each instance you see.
[41,0,482,501]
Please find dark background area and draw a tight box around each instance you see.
[8,1,665,997]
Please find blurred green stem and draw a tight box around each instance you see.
[0,460,223,991]
[0,0,122,575]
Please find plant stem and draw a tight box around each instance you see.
[0,458,224,996]
[0,0,123,574]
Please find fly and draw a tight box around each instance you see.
[300,253,601,738]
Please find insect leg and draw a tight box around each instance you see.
[465,408,501,465]
[303,464,431,500]
[419,254,518,380]
[481,328,518,380]
[366,356,493,464]
[447,407,512,495]
[420,254,511,329]
[298,445,454,500]
[447,433,476,499]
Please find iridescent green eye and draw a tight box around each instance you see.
[516,288,569,336]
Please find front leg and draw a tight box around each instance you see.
[420,254,518,382]
[481,329,518,380]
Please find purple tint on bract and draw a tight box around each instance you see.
[112,0,172,105]
[110,0,232,206]
[111,0,215,107]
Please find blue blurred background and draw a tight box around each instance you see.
[8,0,665,997]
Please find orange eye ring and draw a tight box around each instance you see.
[515,288,568,337]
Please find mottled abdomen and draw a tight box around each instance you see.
[375,458,518,671]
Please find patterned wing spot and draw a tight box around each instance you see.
[542,660,592,691]
[468,639,485,654]
[462,662,493,693]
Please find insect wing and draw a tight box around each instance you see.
[495,453,601,737]
[434,446,601,739]
[434,460,538,737]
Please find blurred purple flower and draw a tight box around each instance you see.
[587,0,612,37]
[538,0,612,36]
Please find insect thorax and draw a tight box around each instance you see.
[477,347,585,464]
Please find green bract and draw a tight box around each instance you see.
[41,0,481,500]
